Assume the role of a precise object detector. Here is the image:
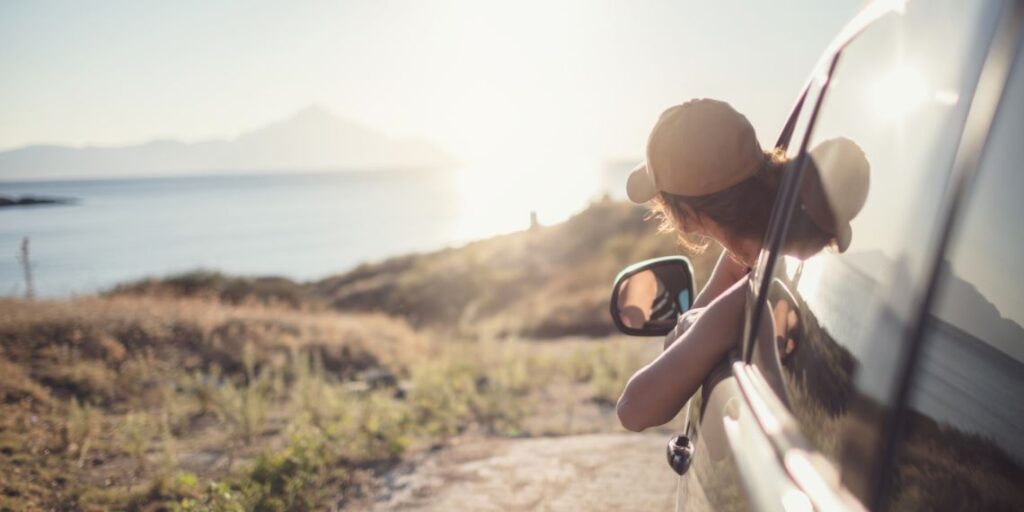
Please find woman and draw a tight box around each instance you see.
[616,99,867,431]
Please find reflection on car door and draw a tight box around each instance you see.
[889,37,1024,511]
[746,0,1005,508]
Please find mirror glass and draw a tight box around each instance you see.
[615,268,691,332]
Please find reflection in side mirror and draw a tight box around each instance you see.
[609,256,695,337]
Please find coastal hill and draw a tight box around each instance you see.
[0,200,699,510]
[0,106,458,181]
[111,200,716,339]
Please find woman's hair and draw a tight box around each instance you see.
[650,148,833,255]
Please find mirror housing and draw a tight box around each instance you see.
[609,256,695,337]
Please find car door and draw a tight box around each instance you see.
[739,0,1010,510]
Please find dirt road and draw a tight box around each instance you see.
[362,433,677,511]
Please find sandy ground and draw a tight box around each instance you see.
[359,433,678,511]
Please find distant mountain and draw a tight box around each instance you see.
[0,106,459,181]
[933,260,1024,363]
[846,250,1024,363]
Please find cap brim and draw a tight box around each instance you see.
[626,163,658,203]
[835,223,852,253]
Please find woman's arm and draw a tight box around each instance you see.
[661,250,747,351]
[617,276,747,432]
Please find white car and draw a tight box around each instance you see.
[610,0,1024,509]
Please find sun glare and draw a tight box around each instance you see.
[793,255,824,305]
[452,156,602,242]
[866,66,929,121]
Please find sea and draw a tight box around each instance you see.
[0,165,634,297]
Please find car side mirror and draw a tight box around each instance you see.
[610,256,695,337]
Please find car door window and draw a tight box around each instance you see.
[749,0,1002,504]
[889,43,1024,511]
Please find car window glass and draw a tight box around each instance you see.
[750,0,1002,502]
[891,44,1024,511]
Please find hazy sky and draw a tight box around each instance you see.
[0,0,861,162]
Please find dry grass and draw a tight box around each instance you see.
[0,294,664,511]
[0,296,429,511]
[0,296,427,406]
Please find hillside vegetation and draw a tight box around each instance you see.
[114,200,716,338]
[1,200,713,510]
[0,297,429,510]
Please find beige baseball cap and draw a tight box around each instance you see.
[800,137,871,253]
[627,99,764,203]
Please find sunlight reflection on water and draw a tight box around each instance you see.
[0,162,631,297]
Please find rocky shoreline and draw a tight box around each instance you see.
[0,195,76,208]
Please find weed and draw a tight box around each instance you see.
[173,481,246,512]
[65,397,99,467]
[122,412,150,474]
[338,390,413,461]
[290,349,330,429]
[158,408,178,475]
[183,369,221,417]
[215,377,269,455]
